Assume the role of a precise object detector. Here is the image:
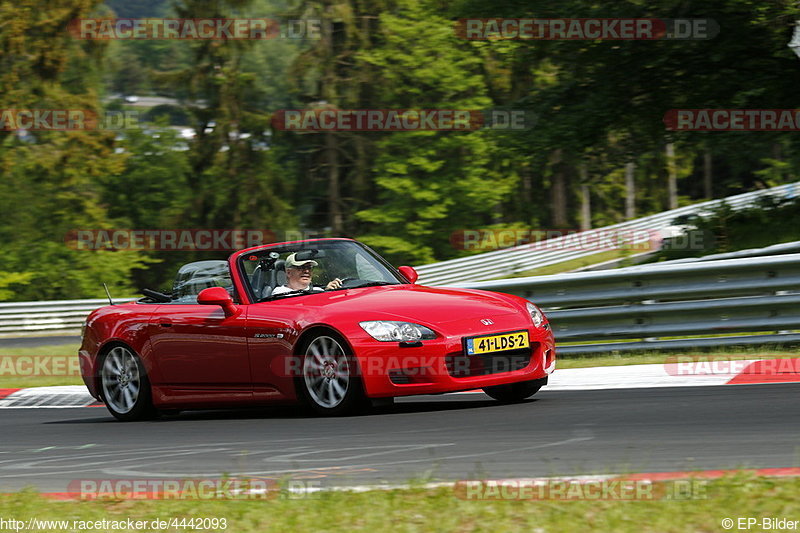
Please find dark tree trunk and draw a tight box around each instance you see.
[704,150,713,199]
[325,132,343,234]
[625,161,636,220]
[550,149,568,227]
[579,162,591,231]
[666,142,678,210]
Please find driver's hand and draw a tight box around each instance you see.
[325,278,342,290]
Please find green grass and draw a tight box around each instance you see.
[1,474,799,532]
[0,343,82,388]
[506,249,626,278]
[0,343,81,357]
[1,344,799,388]
[0,375,83,389]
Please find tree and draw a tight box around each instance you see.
[355,1,516,264]
[167,0,296,231]
[0,0,152,300]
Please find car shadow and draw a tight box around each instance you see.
[44,397,539,424]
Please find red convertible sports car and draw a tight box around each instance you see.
[79,238,556,420]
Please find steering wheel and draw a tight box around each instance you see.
[337,277,360,288]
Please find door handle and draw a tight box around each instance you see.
[159,322,172,328]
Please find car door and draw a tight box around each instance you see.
[148,303,251,391]
[246,304,299,401]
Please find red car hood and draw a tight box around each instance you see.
[264,284,524,325]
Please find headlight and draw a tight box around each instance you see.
[359,321,436,342]
[526,302,545,328]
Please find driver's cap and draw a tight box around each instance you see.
[285,253,318,269]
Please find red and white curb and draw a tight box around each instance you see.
[0,389,19,400]
[451,357,800,394]
[1,358,799,408]
[0,386,101,408]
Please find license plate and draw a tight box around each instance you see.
[465,330,529,356]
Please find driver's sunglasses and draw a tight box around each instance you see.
[291,264,314,271]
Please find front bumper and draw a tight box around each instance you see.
[351,326,556,398]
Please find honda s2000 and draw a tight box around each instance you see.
[79,238,556,420]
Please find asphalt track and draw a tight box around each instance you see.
[0,336,80,349]
[0,384,798,492]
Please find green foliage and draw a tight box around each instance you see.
[3,0,800,300]
[354,3,516,264]
[0,271,34,301]
[0,0,156,300]
[0,129,158,299]
[104,0,168,18]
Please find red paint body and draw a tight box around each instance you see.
[80,239,556,409]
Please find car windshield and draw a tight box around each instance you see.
[239,240,403,301]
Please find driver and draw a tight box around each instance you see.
[271,253,342,295]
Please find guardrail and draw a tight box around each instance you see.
[0,298,133,336]
[2,254,800,356]
[416,181,800,286]
[453,253,800,355]
[647,240,800,266]
[569,240,800,273]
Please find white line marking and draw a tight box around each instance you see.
[101,435,594,479]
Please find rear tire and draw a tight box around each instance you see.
[483,377,547,403]
[295,332,366,416]
[99,345,155,421]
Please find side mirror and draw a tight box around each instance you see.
[197,287,239,316]
[398,265,418,284]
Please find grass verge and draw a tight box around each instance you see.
[557,346,800,369]
[507,249,629,278]
[0,344,81,357]
[0,343,82,388]
[1,474,798,532]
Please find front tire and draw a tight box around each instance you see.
[295,333,365,416]
[483,377,547,403]
[99,345,155,421]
